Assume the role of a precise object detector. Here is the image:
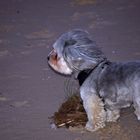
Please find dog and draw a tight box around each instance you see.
[48,29,140,131]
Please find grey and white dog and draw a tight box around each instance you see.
[48,29,140,131]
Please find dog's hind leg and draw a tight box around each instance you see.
[133,80,140,120]
[134,98,140,120]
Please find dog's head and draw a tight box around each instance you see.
[48,29,106,75]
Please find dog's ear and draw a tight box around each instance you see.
[53,29,90,57]
[63,44,106,71]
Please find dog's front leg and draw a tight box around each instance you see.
[80,89,106,131]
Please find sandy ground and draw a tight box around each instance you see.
[0,0,140,139]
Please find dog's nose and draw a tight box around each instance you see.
[47,55,50,60]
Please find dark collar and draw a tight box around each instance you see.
[77,60,111,86]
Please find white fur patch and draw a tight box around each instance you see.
[49,57,72,75]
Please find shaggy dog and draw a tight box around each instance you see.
[48,29,140,131]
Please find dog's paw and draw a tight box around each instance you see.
[85,121,105,132]
[106,109,120,122]
[85,121,96,132]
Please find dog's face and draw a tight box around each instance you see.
[48,29,106,75]
[48,49,73,74]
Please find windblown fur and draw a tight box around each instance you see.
[48,29,140,131]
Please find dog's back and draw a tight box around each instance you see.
[98,61,140,109]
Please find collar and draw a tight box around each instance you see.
[77,59,111,86]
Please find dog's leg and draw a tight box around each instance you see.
[106,109,120,122]
[80,90,106,131]
[134,99,140,120]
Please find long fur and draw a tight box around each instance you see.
[48,29,140,131]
